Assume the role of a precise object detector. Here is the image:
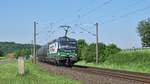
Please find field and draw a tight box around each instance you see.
[0,60,79,84]
[76,49,150,73]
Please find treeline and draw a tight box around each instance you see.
[77,39,121,63]
[0,40,121,62]
[0,42,40,58]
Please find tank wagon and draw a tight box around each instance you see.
[37,36,79,66]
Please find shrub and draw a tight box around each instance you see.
[83,43,121,63]
[0,50,4,57]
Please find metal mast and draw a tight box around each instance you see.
[95,23,99,64]
[33,21,37,64]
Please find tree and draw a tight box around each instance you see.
[106,44,121,54]
[82,43,121,63]
[0,42,40,56]
[137,18,150,47]
[0,50,4,57]
[98,43,107,63]
[77,39,88,60]
[104,44,121,62]
[84,43,95,62]
[84,43,107,63]
[15,48,31,59]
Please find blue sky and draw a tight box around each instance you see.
[0,0,150,48]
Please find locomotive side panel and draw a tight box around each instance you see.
[48,42,58,57]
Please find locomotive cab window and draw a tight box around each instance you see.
[59,41,76,49]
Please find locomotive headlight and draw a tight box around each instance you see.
[58,53,60,55]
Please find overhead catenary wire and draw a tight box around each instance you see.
[80,0,113,18]
[72,0,148,24]
[105,5,150,23]
[69,0,113,24]
[36,0,112,44]
[36,20,63,40]
[75,0,99,14]
[75,24,96,36]
[37,0,150,44]
[95,0,147,22]
[36,24,51,36]
[113,0,147,13]
[60,0,113,38]
[68,0,150,28]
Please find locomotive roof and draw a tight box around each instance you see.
[48,36,76,44]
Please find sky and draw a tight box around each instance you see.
[0,0,150,49]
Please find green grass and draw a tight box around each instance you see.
[0,61,80,84]
[76,50,150,73]
[0,56,6,60]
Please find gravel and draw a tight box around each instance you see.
[38,62,148,84]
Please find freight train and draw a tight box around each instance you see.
[37,36,79,66]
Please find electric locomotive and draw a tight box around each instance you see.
[37,36,78,66]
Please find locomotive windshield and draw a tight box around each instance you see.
[59,41,76,49]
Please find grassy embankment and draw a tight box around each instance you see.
[76,49,150,73]
[0,61,79,84]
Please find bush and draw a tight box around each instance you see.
[15,48,30,59]
[0,50,4,57]
[77,39,121,63]
[83,43,121,63]
[77,39,88,60]
[84,43,96,63]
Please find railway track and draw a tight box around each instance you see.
[39,62,150,84]
[72,65,150,83]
